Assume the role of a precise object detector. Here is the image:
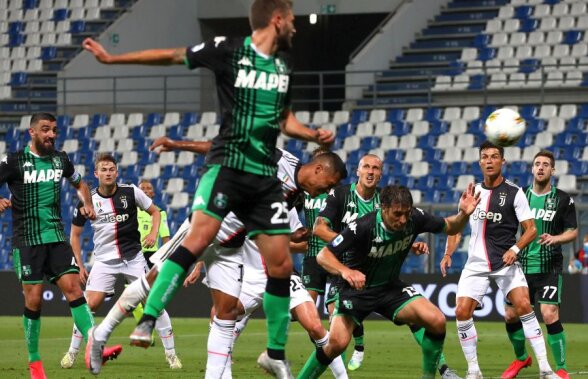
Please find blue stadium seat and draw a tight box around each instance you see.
[9,22,24,34]
[430,161,448,175]
[53,9,70,21]
[449,162,468,175]
[41,46,57,60]
[519,58,539,73]
[519,18,538,33]
[162,166,179,179]
[418,135,437,149]
[468,74,487,90]
[425,107,442,122]
[145,113,162,127]
[423,147,442,162]
[387,109,405,122]
[578,104,588,118]
[90,114,107,128]
[10,72,27,86]
[9,33,24,47]
[23,0,37,9]
[336,123,355,139]
[563,30,582,45]
[350,110,369,124]
[478,47,496,61]
[423,190,441,203]
[429,120,449,135]
[514,5,532,19]
[392,121,410,136]
[70,21,86,34]
[571,161,588,176]
[360,137,381,150]
[181,112,198,126]
[519,104,537,120]
[57,115,72,129]
[347,150,368,165]
[473,34,490,48]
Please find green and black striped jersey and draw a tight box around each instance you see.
[185,36,292,177]
[303,192,328,257]
[519,186,577,274]
[327,208,445,288]
[0,146,81,247]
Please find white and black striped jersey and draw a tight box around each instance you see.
[466,179,532,272]
[72,184,152,262]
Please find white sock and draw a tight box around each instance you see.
[68,325,84,352]
[456,318,480,372]
[94,275,150,342]
[314,331,329,347]
[156,309,175,355]
[520,312,552,372]
[205,316,236,379]
[329,356,348,379]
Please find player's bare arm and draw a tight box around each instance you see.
[503,218,537,266]
[150,137,212,155]
[142,204,162,248]
[441,233,462,277]
[72,179,96,220]
[411,242,429,255]
[313,216,338,243]
[82,38,186,65]
[0,197,11,213]
[70,224,89,284]
[538,228,578,246]
[317,246,365,290]
[280,110,334,146]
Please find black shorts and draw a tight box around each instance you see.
[325,278,342,305]
[192,165,290,237]
[13,242,79,284]
[301,255,329,294]
[526,272,563,305]
[333,280,422,325]
[143,251,155,269]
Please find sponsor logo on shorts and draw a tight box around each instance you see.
[343,300,353,310]
[214,193,228,209]
[22,265,31,277]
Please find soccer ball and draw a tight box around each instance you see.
[484,108,526,147]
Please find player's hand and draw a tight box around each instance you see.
[79,266,89,285]
[0,198,12,213]
[142,233,157,248]
[341,268,365,290]
[183,262,204,287]
[440,255,452,277]
[82,38,113,63]
[458,183,481,216]
[150,137,177,154]
[411,242,429,255]
[291,227,310,243]
[79,203,96,220]
[538,233,559,246]
[503,249,518,266]
[315,128,335,146]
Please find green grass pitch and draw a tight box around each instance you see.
[0,316,587,378]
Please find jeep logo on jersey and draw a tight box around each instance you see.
[304,197,326,211]
[368,235,413,258]
[341,211,358,225]
[530,208,556,222]
[23,169,63,184]
[234,69,289,93]
[100,213,129,223]
[473,208,503,223]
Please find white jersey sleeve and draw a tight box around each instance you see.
[514,188,532,222]
[133,184,153,211]
[289,208,303,232]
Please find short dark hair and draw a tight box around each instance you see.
[94,153,117,170]
[311,146,331,158]
[380,185,413,208]
[479,140,504,159]
[312,151,347,180]
[533,149,555,168]
[30,113,56,127]
[249,0,292,30]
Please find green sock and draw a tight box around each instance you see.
[547,328,567,370]
[70,301,95,340]
[263,291,290,351]
[421,332,444,376]
[410,326,446,369]
[297,350,329,379]
[143,260,186,318]
[506,322,528,361]
[353,335,364,348]
[23,313,41,362]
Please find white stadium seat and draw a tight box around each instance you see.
[170,192,189,209]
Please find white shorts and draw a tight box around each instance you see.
[200,242,244,299]
[150,218,191,269]
[457,263,528,305]
[239,272,313,317]
[86,253,148,294]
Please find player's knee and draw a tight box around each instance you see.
[427,313,446,334]
[325,335,348,357]
[503,306,518,323]
[454,305,472,321]
[541,307,559,324]
[24,296,42,311]
[267,258,292,278]
[306,322,326,341]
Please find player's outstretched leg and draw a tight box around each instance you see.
[156,310,182,369]
[61,326,83,368]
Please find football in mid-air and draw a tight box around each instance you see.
[483,108,526,147]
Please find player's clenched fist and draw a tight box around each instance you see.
[342,268,365,290]
[0,198,11,213]
[82,38,112,63]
